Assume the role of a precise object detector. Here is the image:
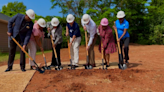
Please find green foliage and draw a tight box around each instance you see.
[1,1,26,17]
[2,0,164,46]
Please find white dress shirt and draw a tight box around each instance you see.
[81,19,97,46]
[51,28,56,40]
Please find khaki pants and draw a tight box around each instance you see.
[27,40,36,66]
[70,37,81,65]
[87,34,98,65]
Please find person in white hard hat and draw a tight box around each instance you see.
[5,9,35,72]
[113,10,130,64]
[66,14,81,68]
[47,17,63,67]
[27,18,46,70]
[81,14,98,67]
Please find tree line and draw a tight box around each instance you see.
[1,0,164,48]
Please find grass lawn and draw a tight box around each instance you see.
[0,50,52,63]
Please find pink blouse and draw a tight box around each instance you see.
[30,23,44,41]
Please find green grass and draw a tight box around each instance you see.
[0,50,52,63]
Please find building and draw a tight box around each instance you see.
[0,13,10,52]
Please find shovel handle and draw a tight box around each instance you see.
[66,37,71,59]
[50,35,58,58]
[101,41,104,59]
[85,31,88,56]
[11,36,34,61]
[114,28,121,54]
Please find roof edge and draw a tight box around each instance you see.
[0,19,8,24]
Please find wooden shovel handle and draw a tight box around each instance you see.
[11,36,34,61]
[85,31,89,56]
[66,37,71,59]
[114,28,121,54]
[50,35,58,58]
[101,41,104,59]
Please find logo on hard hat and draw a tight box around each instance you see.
[69,18,72,21]
[53,22,57,24]
[31,14,35,18]
[41,22,45,26]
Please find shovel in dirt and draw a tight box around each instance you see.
[41,53,51,70]
[113,27,127,70]
[50,35,63,70]
[99,41,107,70]
[11,36,45,73]
[66,36,75,70]
[84,30,93,69]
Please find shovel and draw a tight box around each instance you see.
[84,30,92,69]
[41,53,51,70]
[66,36,75,70]
[50,35,63,70]
[11,36,45,73]
[113,27,127,70]
[99,41,108,70]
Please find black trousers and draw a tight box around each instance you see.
[51,43,61,66]
[119,37,130,61]
[8,35,25,69]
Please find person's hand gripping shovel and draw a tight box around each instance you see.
[11,36,45,73]
[50,35,63,70]
[113,25,127,70]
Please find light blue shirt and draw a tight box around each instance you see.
[115,19,130,39]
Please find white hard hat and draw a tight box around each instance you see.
[66,14,75,23]
[37,18,46,28]
[51,17,60,27]
[26,9,35,19]
[117,11,125,18]
[82,14,90,24]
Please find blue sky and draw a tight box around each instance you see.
[0,0,62,17]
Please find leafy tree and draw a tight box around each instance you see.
[1,1,26,17]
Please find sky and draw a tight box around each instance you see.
[0,0,62,17]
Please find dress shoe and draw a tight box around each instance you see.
[75,65,79,68]
[21,69,26,72]
[83,63,89,66]
[91,64,96,67]
[106,64,110,67]
[5,68,12,72]
[49,65,57,68]
[126,60,129,64]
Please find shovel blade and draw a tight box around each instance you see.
[122,64,127,70]
[118,64,127,70]
[36,68,45,73]
[119,54,123,64]
[84,65,93,69]
[55,66,63,71]
[42,66,51,70]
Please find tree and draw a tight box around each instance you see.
[148,0,164,44]
[1,1,26,17]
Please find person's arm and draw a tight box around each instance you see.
[23,24,33,45]
[7,14,18,35]
[54,26,62,45]
[87,25,96,46]
[66,26,69,36]
[34,36,44,51]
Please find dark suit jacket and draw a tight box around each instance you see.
[8,13,34,45]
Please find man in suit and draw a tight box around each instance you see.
[5,9,35,72]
